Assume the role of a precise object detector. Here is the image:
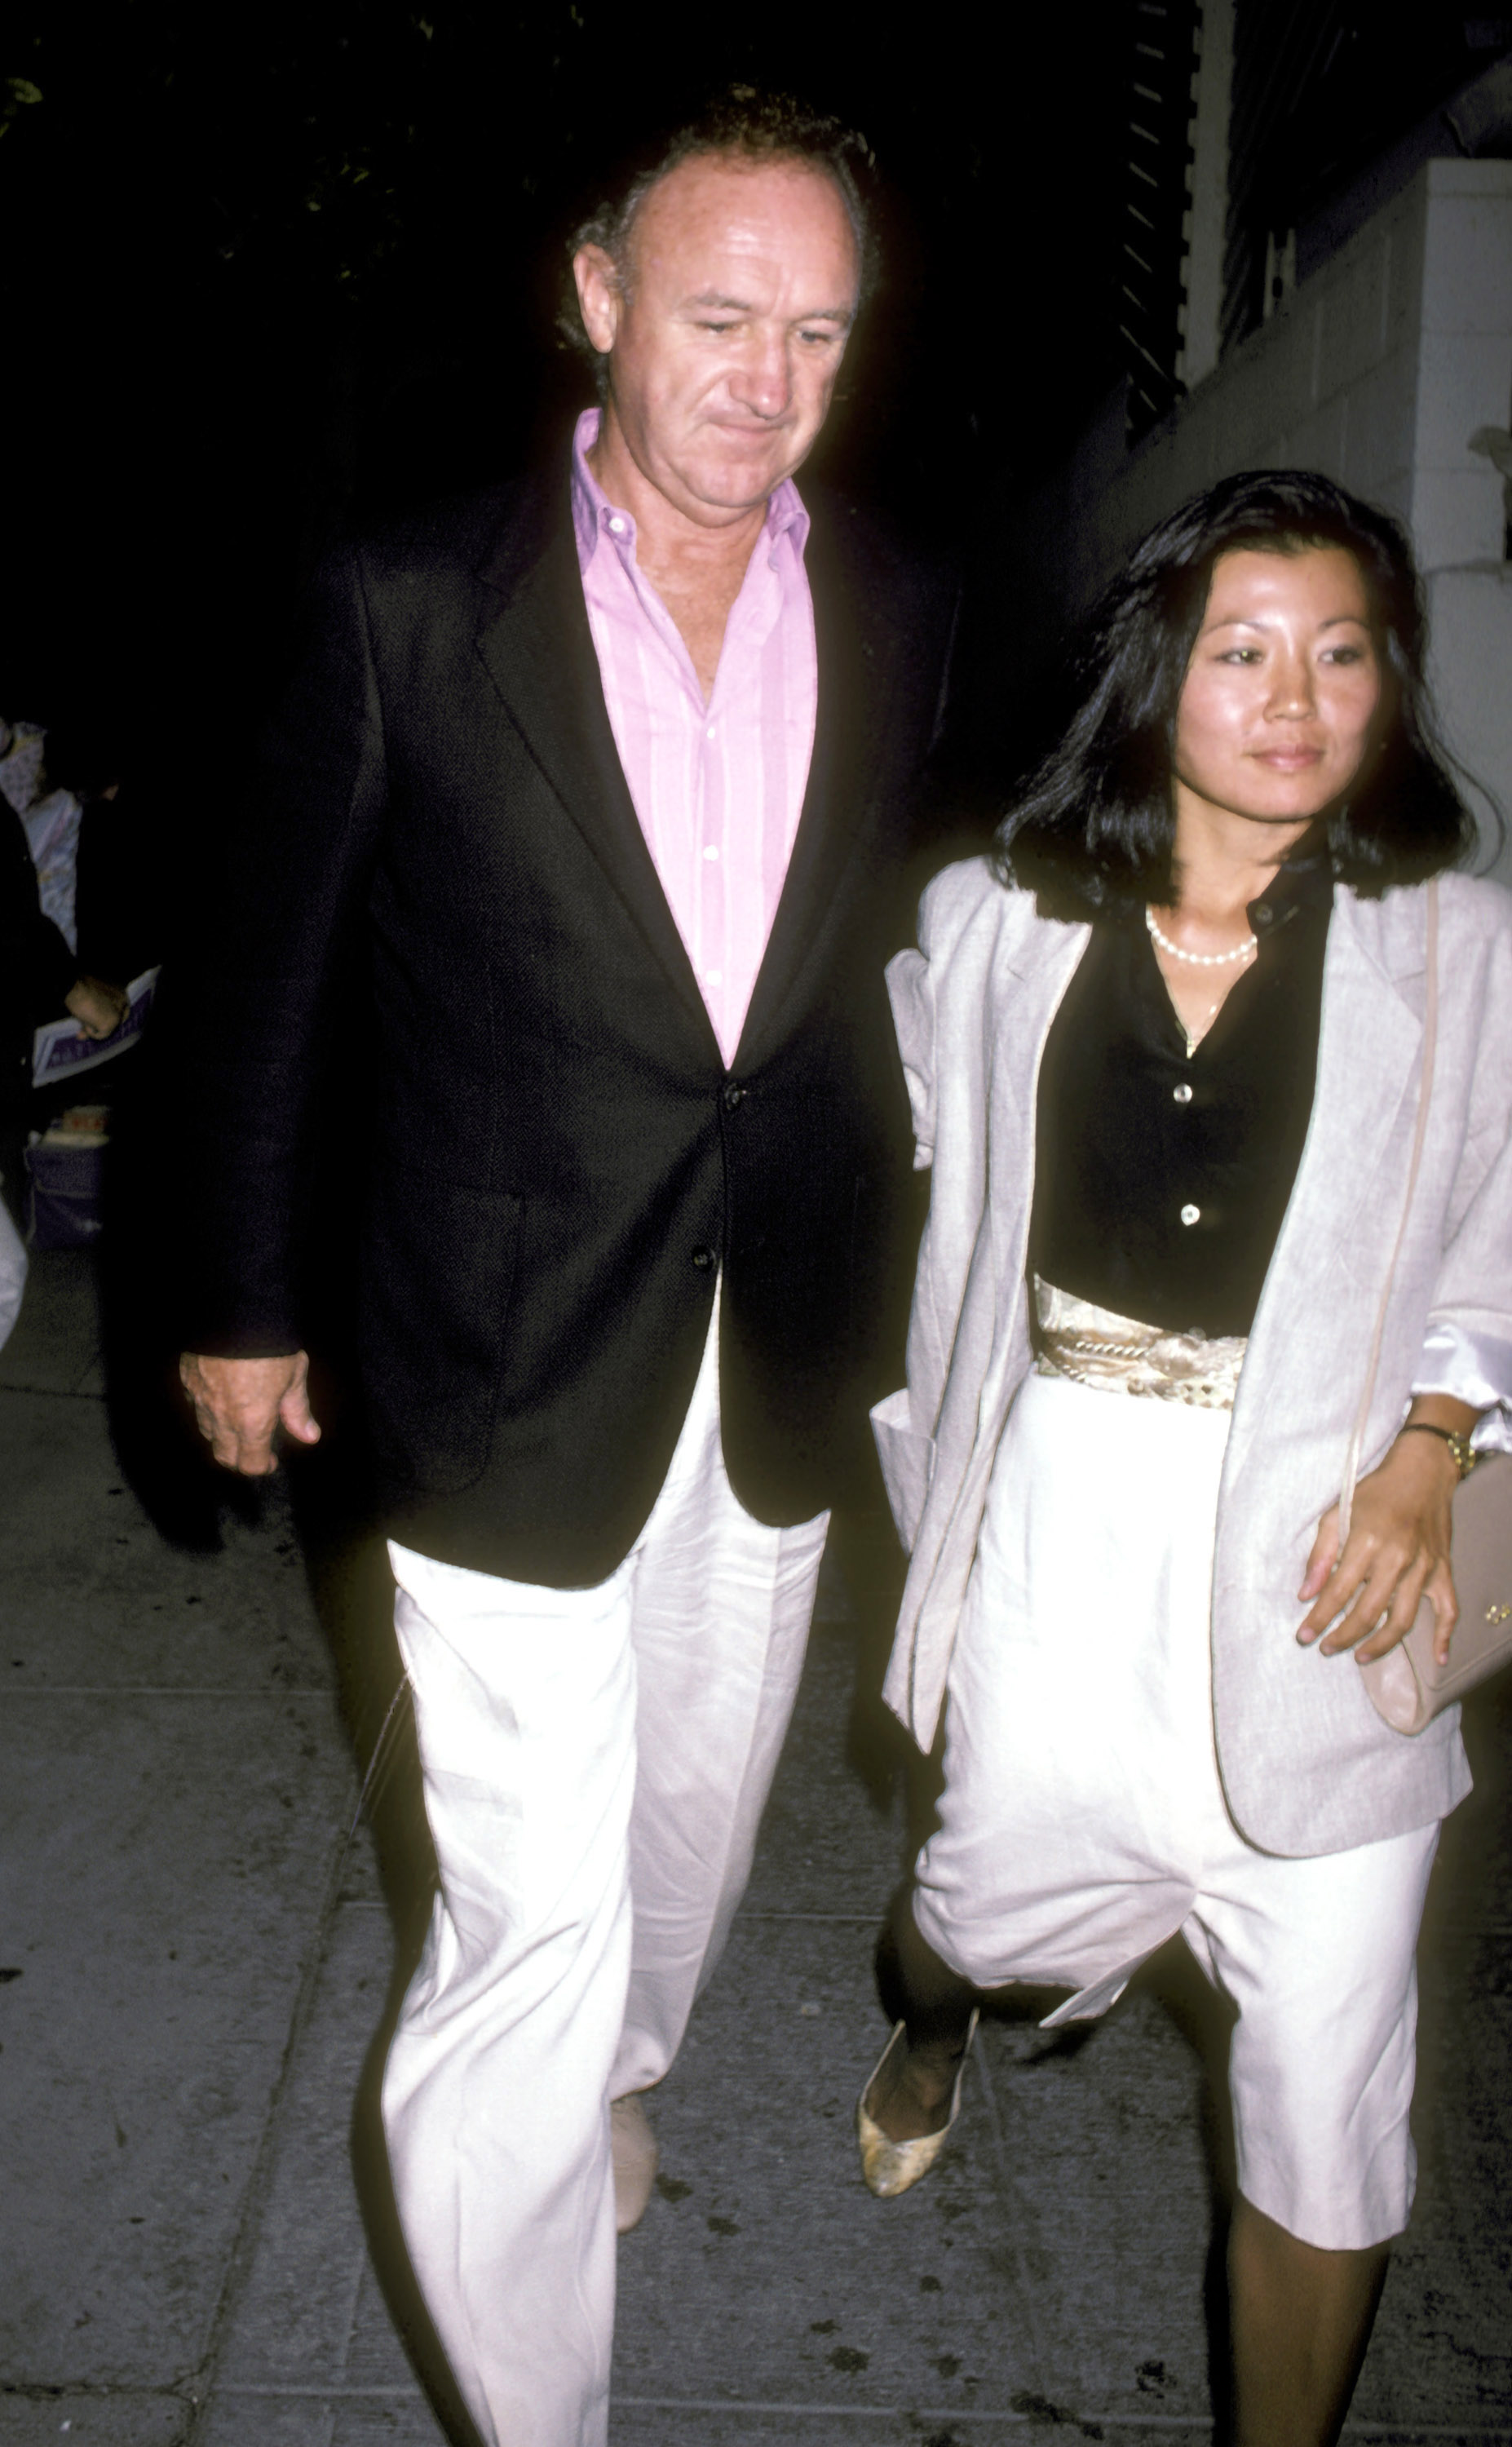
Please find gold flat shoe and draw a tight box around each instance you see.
[855,2007,979,2199]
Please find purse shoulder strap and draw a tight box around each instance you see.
[1337,875,1439,1543]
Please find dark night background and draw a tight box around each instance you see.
[3,2,1122,802]
[3,23,1510,2418]
[7,2,1497,830]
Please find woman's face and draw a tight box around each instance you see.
[1173,544,1385,833]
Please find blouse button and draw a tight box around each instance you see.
[1180,1202,1201,1227]
[1173,1082,1192,1104]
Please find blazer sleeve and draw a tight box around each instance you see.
[885,945,935,1170]
[1413,887,1512,1452]
[166,548,389,1354]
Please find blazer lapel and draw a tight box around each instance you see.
[734,502,897,1068]
[1225,886,1426,1483]
[473,477,714,1045]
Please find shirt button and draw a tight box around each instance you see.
[608,515,626,534]
[705,967,723,987]
[691,1245,714,1270]
[1252,900,1274,928]
[1180,1203,1201,1227]
[722,1082,745,1113]
[703,843,720,862]
[706,724,717,741]
[1173,1083,1192,1104]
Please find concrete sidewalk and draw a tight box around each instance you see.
[2,1248,1510,2445]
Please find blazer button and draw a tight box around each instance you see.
[692,1246,714,1269]
[722,1082,745,1113]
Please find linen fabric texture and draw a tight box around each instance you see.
[383,1308,828,2447]
[163,459,955,1583]
[872,856,1512,1858]
[913,1367,1437,2250]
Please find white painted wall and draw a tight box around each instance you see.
[1025,159,1512,878]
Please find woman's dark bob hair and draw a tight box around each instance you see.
[996,468,1479,919]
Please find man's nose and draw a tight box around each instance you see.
[731,332,792,418]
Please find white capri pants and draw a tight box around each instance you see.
[913,1369,1439,2252]
[382,1297,829,2447]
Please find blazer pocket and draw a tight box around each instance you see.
[870,1387,935,1552]
[360,1175,524,1497]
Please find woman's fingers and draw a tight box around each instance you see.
[1299,1431,1459,1658]
[1298,1505,1340,1604]
[1296,1525,1380,1644]
[1415,1558,1460,1670]
[1330,1548,1432,1662]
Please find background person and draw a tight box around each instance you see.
[1,795,129,1231]
[861,471,1512,2447]
[170,91,954,2447]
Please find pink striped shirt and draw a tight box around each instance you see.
[571,409,818,1068]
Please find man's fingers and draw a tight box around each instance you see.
[189,1395,278,1476]
[276,1363,322,1448]
[179,1352,312,1475]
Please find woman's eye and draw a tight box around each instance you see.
[1219,647,1263,664]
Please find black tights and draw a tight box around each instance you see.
[880,1887,979,2050]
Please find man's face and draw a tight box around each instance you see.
[575,153,860,524]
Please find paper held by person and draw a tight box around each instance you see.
[32,967,161,1088]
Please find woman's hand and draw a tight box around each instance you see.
[1298,1403,1475,1669]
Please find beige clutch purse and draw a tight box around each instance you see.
[1337,880,1512,1735]
[1358,1454,1512,1732]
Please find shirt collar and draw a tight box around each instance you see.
[1246,828,1334,936]
[569,405,810,575]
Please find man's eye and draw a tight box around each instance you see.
[698,321,736,335]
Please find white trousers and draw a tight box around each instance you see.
[915,1370,1439,2251]
[0,1192,26,1351]
[381,1305,829,2447]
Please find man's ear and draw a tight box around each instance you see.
[573,246,622,356]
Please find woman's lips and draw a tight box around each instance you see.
[1251,748,1324,770]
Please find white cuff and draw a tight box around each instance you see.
[1411,1320,1512,1456]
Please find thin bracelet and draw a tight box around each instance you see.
[1399,1421,1479,1476]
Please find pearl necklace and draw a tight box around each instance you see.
[1145,908,1258,968]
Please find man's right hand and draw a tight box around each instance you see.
[179,1351,321,1476]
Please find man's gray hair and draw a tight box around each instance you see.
[559,87,878,385]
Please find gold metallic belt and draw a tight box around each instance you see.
[1032,1277,1246,1411]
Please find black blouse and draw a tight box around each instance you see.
[1029,853,1333,1339]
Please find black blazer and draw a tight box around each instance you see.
[176,461,955,1583]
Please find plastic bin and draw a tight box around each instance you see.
[24,1134,108,1249]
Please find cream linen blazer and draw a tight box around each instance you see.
[873,856,1512,1858]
